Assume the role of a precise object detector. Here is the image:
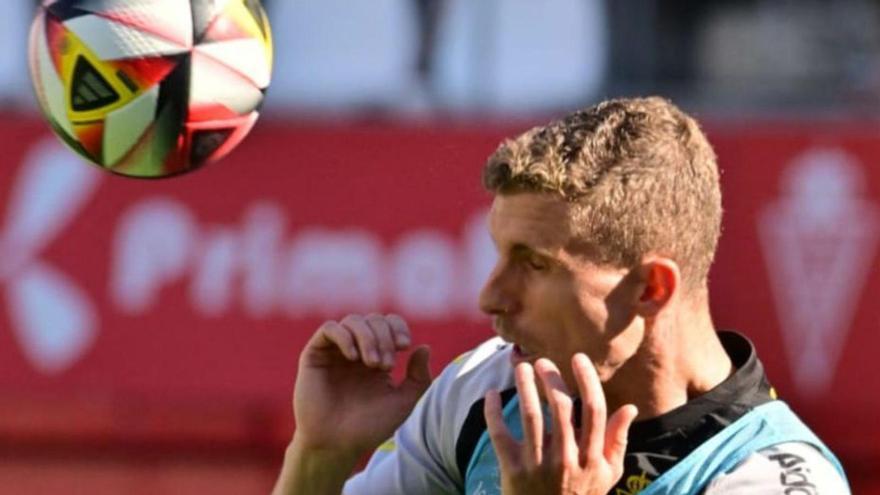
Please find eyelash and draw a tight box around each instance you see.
[526,258,547,271]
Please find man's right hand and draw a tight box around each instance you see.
[293,313,432,458]
[274,314,431,494]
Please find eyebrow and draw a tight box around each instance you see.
[487,230,558,260]
[509,243,554,260]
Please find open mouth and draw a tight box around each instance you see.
[511,343,538,364]
[494,320,539,364]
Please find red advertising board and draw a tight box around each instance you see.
[0,116,878,480]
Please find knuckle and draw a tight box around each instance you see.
[522,414,538,426]
[318,320,338,331]
[584,397,604,414]
[341,314,364,326]
[364,313,388,326]
[385,313,408,329]
[351,325,376,343]
[556,393,573,408]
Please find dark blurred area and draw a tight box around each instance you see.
[7,0,879,117]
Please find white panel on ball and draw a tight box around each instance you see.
[190,51,263,115]
[64,15,189,61]
[103,85,160,165]
[71,0,193,48]
[195,39,271,89]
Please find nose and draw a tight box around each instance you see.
[478,266,520,317]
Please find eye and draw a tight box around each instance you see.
[526,257,548,271]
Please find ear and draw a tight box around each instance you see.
[635,258,680,318]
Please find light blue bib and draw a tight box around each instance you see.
[464,399,848,495]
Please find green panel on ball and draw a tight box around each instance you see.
[103,85,159,166]
[111,96,181,177]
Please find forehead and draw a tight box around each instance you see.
[488,193,573,250]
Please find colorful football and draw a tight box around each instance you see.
[28,0,273,178]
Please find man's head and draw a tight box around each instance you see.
[478,97,722,387]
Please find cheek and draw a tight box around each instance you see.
[521,275,570,318]
[569,289,611,334]
[523,277,607,341]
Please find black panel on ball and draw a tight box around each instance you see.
[190,0,218,44]
[45,1,94,21]
[70,56,120,111]
[155,54,190,145]
[190,128,234,166]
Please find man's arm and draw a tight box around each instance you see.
[271,314,432,495]
[272,440,359,495]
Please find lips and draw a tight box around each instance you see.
[511,343,538,365]
[494,319,539,364]
[512,343,530,357]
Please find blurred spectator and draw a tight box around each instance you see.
[430,0,608,115]
[1,0,35,107]
[5,0,880,117]
[605,0,743,95]
[265,0,607,116]
[413,0,443,92]
[265,0,422,114]
[695,0,880,111]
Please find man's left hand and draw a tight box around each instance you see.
[484,354,639,495]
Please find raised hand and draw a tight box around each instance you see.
[292,313,432,460]
[484,354,638,495]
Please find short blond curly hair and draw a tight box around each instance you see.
[482,97,722,291]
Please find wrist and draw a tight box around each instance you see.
[272,437,360,495]
[287,436,361,470]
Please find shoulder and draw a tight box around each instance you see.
[343,337,515,494]
[703,441,850,494]
[424,336,516,428]
[418,337,516,481]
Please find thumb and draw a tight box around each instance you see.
[401,345,432,396]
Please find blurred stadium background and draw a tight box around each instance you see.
[1,0,879,493]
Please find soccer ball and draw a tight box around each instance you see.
[28,0,273,178]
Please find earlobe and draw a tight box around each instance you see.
[636,260,679,317]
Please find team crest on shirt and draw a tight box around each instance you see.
[758,147,880,395]
[615,471,652,494]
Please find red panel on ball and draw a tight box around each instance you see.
[111,57,179,90]
[73,121,104,162]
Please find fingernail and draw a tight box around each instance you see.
[397,335,411,346]
[369,350,380,364]
[383,353,394,368]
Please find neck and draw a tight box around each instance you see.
[603,303,734,420]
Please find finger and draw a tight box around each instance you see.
[535,358,577,465]
[341,314,382,368]
[390,345,432,410]
[311,321,358,360]
[572,353,607,465]
[385,313,412,349]
[484,389,520,472]
[515,363,544,467]
[365,313,396,369]
[604,404,638,473]
[402,345,432,390]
